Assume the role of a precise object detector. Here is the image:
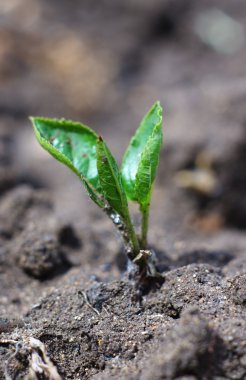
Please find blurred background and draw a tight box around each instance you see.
[0,0,246,248]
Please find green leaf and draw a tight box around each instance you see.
[121,101,163,201]
[96,136,129,219]
[30,117,105,208]
[135,122,163,207]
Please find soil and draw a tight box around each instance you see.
[0,1,246,379]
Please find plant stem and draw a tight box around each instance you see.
[104,205,139,259]
[140,204,149,250]
[124,210,140,258]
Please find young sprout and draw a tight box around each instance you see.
[30,102,163,280]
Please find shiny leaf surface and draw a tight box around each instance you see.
[135,122,163,208]
[121,101,163,201]
[96,137,129,219]
[31,117,105,207]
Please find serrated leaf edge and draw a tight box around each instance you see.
[121,101,162,201]
[134,120,163,207]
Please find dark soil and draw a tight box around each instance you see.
[0,1,246,379]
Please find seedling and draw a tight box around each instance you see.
[30,102,163,280]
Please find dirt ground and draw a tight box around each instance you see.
[0,1,246,379]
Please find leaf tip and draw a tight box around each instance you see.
[29,116,41,135]
[29,116,35,125]
[154,100,163,113]
[29,116,44,129]
[153,101,163,127]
